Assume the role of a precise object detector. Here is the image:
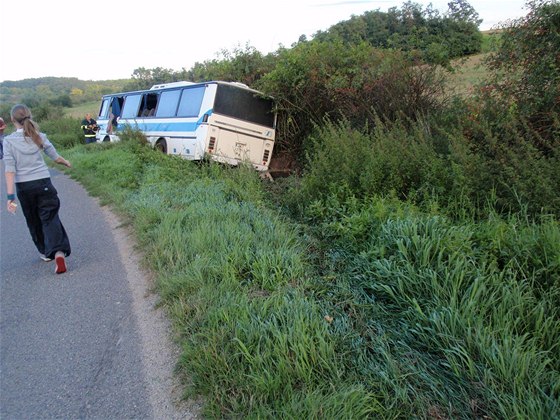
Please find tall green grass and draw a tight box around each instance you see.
[58,128,559,418]
[304,193,559,418]
[294,117,560,219]
[62,134,381,418]
[129,166,386,417]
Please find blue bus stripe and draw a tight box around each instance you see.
[98,110,211,134]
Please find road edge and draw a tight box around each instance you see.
[100,205,201,419]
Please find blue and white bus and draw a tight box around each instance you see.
[96,81,276,171]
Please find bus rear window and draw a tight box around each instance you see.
[214,84,275,128]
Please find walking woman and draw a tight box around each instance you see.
[4,104,72,274]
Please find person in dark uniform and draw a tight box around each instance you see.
[81,113,98,144]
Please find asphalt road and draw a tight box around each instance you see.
[0,166,196,419]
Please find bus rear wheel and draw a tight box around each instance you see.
[155,139,167,154]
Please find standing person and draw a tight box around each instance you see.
[80,113,98,144]
[4,104,72,274]
[0,117,7,159]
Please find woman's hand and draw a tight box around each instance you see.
[7,200,17,214]
[55,157,72,168]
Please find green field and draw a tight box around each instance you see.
[447,53,490,96]
[64,101,100,119]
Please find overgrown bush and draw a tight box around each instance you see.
[288,115,560,219]
[442,92,560,216]
[483,0,560,145]
[40,117,83,148]
[297,119,449,203]
[256,41,447,157]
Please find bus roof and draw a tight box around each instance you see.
[101,81,268,99]
[150,81,195,90]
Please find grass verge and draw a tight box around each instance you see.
[58,132,559,418]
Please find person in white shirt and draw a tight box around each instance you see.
[3,104,72,274]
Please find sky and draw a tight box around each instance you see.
[0,0,530,83]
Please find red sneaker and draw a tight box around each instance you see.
[55,253,67,274]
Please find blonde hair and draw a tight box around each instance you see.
[11,104,44,149]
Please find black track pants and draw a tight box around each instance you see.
[16,178,71,259]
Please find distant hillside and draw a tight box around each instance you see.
[0,77,130,109]
[0,1,496,122]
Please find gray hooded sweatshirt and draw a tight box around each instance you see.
[3,129,60,183]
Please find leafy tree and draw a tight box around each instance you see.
[484,0,560,147]
[50,94,72,108]
[125,67,179,91]
[443,0,483,57]
[313,0,482,65]
[187,44,276,86]
[447,0,482,24]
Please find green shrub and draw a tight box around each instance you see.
[40,117,83,148]
[293,113,560,219]
[257,41,447,156]
[444,97,560,217]
[295,118,466,216]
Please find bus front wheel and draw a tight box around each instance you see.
[155,139,167,154]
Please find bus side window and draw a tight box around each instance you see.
[177,86,205,117]
[121,94,142,119]
[99,98,110,118]
[156,90,181,117]
[140,93,159,118]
